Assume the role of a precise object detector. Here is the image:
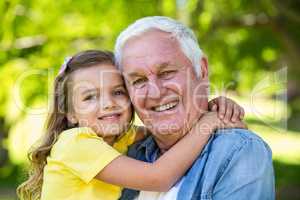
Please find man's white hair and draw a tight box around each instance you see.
[114,16,203,77]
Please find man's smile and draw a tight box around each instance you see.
[151,100,179,112]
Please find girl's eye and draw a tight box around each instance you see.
[83,94,97,101]
[113,89,126,96]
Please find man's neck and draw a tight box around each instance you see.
[153,110,206,154]
[153,124,192,154]
[154,133,182,154]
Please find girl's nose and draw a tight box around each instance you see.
[101,95,117,111]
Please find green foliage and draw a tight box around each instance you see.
[1,0,299,125]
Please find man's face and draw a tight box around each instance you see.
[121,30,209,139]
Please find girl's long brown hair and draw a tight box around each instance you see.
[17,50,122,200]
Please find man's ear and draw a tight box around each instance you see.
[67,113,78,124]
[200,56,208,80]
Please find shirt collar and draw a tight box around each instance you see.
[137,136,159,162]
[136,134,216,162]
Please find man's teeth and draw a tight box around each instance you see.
[154,102,178,112]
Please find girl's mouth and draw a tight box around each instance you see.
[98,113,122,121]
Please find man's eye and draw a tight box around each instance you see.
[159,70,176,79]
[132,78,147,87]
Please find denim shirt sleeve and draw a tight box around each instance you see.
[212,129,275,200]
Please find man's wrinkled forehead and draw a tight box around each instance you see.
[122,30,179,58]
[120,30,185,73]
[122,52,178,70]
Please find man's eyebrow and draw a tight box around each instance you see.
[124,62,175,78]
[156,62,170,70]
[156,62,180,71]
[125,71,144,79]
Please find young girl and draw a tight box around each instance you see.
[17,50,246,200]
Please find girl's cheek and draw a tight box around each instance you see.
[77,101,98,115]
[117,97,132,113]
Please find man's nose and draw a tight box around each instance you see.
[147,78,165,99]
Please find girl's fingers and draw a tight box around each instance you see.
[218,97,226,119]
[212,96,245,122]
[211,104,218,111]
[239,107,245,119]
[208,98,218,111]
[223,102,233,123]
[208,99,214,109]
[231,104,240,122]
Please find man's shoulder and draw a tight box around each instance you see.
[209,128,272,158]
[213,128,266,145]
[179,128,274,200]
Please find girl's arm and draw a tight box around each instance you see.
[95,112,246,192]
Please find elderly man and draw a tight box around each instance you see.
[115,16,275,200]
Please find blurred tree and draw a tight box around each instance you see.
[186,0,300,127]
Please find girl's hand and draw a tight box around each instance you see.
[208,96,245,123]
[197,112,247,134]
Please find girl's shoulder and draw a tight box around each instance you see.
[113,125,140,154]
[50,127,108,159]
[53,127,102,151]
[59,127,99,140]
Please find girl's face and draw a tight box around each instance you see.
[67,64,132,139]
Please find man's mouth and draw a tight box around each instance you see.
[151,100,179,112]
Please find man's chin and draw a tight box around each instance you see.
[152,128,185,152]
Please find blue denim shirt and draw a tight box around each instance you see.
[119,128,275,200]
